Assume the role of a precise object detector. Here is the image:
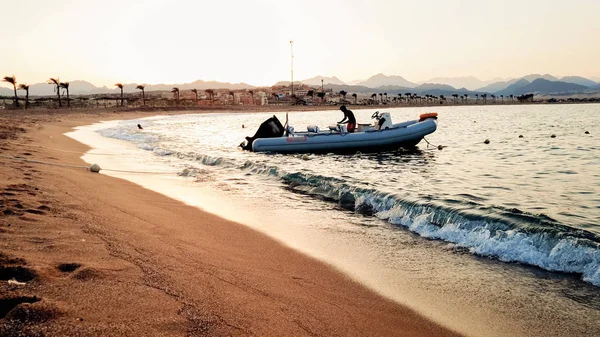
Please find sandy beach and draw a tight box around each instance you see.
[0,108,461,336]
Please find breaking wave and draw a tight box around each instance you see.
[232,159,600,287]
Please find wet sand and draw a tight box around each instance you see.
[0,109,461,336]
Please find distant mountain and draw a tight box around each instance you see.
[591,77,600,83]
[560,76,597,88]
[275,76,346,87]
[356,73,417,88]
[415,83,456,91]
[495,79,531,96]
[346,79,365,85]
[419,76,490,91]
[476,79,520,93]
[322,83,404,94]
[0,86,14,96]
[21,80,100,96]
[0,79,254,96]
[370,85,413,92]
[521,73,558,82]
[476,74,558,93]
[497,78,588,96]
[301,75,345,86]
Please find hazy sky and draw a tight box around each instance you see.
[2,0,599,88]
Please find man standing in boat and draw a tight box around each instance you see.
[338,105,356,133]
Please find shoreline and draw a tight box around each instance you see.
[3,98,597,117]
[0,110,461,336]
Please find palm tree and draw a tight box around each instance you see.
[317,92,326,103]
[18,84,29,109]
[136,85,146,105]
[339,90,347,101]
[48,78,61,107]
[464,94,468,103]
[500,95,504,103]
[352,93,357,104]
[3,76,19,108]
[115,83,124,106]
[248,90,254,105]
[370,93,377,104]
[191,88,199,105]
[60,82,70,108]
[482,94,487,104]
[384,92,388,102]
[405,92,412,104]
[475,93,479,104]
[509,94,514,103]
[378,93,383,102]
[205,89,215,105]
[272,92,279,103]
[171,87,180,105]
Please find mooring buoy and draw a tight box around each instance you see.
[90,164,101,173]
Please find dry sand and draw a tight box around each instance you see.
[0,108,462,336]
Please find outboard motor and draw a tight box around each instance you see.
[372,111,393,130]
[240,115,285,151]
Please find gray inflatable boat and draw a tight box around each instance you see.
[241,112,438,154]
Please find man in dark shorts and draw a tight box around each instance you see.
[338,105,356,133]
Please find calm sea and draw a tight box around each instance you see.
[70,104,600,337]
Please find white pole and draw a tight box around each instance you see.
[290,40,294,97]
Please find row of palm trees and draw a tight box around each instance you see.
[112,84,215,107]
[353,91,517,105]
[2,75,76,109]
[4,76,165,109]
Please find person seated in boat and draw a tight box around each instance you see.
[338,105,356,133]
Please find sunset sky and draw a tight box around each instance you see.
[2,0,599,88]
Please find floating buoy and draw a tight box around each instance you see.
[437,145,444,150]
[301,154,310,161]
[519,135,523,138]
[484,139,490,144]
[242,124,245,128]
[89,164,101,173]
[585,131,590,134]
[355,151,362,156]
[550,134,556,138]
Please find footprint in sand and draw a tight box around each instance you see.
[0,266,37,283]
[25,209,45,215]
[0,296,40,319]
[56,263,82,273]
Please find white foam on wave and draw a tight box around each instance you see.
[97,123,174,156]
[375,202,600,286]
[98,126,159,144]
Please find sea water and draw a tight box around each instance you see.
[68,104,600,337]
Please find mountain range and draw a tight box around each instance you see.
[495,78,589,96]
[1,73,598,97]
[302,73,598,94]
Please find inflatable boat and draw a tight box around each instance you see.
[240,111,438,154]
